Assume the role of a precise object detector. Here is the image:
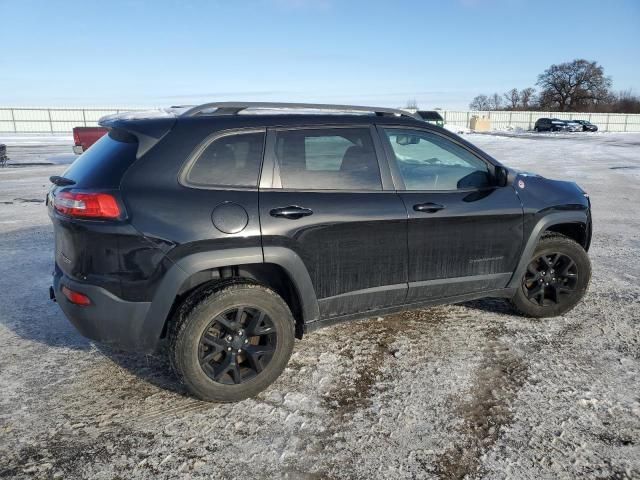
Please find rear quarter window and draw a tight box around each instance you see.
[184,131,265,188]
[62,129,138,189]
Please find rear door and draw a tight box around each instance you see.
[378,126,523,302]
[259,125,408,319]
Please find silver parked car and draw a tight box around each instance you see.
[563,120,583,132]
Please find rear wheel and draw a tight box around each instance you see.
[511,235,591,318]
[170,282,295,402]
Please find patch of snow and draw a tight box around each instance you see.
[99,107,180,124]
[443,123,471,134]
[0,133,72,145]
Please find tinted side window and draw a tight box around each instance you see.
[186,131,265,187]
[275,128,381,190]
[384,129,490,191]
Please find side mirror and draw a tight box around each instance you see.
[495,166,509,187]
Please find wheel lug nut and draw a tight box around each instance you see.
[244,339,248,344]
[226,335,233,342]
[227,347,232,351]
[237,349,242,353]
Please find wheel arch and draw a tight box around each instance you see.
[544,222,589,250]
[141,247,319,350]
[507,211,590,289]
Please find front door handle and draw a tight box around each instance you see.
[270,205,314,220]
[413,202,445,213]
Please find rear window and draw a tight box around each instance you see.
[62,129,138,189]
[185,131,265,188]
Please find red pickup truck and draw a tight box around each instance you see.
[72,127,108,154]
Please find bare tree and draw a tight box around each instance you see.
[469,94,490,110]
[536,59,611,111]
[503,88,520,110]
[614,89,640,114]
[520,87,535,109]
[489,93,502,110]
[405,99,418,110]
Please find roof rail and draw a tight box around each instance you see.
[180,102,419,119]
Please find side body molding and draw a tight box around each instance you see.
[507,211,589,289]
[141,246,319,351]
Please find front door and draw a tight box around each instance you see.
[259,125,408,318]
[378,126,523,302]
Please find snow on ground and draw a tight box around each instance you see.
[443,123,471,134]
[0,134,75,165]
[0,133,639,479]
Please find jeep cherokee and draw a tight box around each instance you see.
[48,102,592,402]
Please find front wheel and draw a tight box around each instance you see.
[511,235,591,318]
[170,282,295,402]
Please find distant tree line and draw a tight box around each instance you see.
[469,59,640,114]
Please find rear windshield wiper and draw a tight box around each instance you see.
[49,175,76,186]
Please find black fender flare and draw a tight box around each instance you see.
[140,246,319,350]
[507,211,589,289]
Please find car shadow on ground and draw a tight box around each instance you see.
[1,227,200,398]
[461,297,516,315]
[96,342,190,398]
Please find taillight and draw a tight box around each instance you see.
[61,286,92,306]
[54,191,121,219]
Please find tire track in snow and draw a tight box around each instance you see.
[322,308,449,415]
[434,325,529,479]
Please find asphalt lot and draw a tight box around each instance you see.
[0,132,639,479]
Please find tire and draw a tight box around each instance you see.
[534,126,539,132]
[511,234,591,318]
[170,282,295,402]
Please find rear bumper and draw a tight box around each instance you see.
[52,268,153,352]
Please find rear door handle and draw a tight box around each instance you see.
[413,202,445,213]
[270,205,314,219]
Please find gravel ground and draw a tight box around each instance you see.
[0,132,638,479]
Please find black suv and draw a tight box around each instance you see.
[534,118,569,132]
[48,102,592,402]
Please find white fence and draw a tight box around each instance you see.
[0,108,142,134]
[440,110,640,132]
[1,107,640,133]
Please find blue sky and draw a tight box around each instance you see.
[0,0,638,109]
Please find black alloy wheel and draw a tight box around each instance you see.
[198,306,277,385]
[171,282,295,402]
[523,252,578,306]
[511,235,591,318]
